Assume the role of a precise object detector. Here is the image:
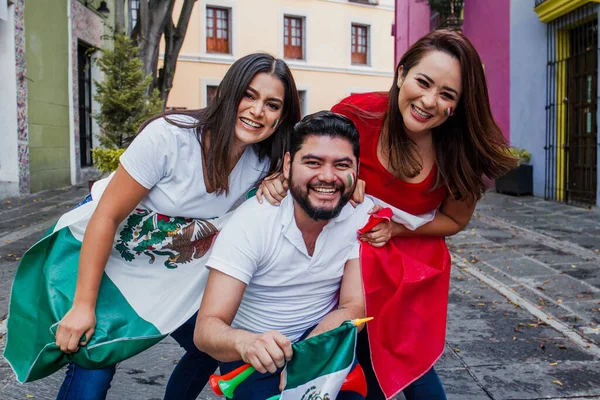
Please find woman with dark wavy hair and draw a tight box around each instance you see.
[259,30,516,399]
[334,29,517,400]
[49,52,301,399]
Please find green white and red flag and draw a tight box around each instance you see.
[279,319,364,400]
[4,199,230,383]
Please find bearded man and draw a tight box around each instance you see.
[194,111,372,400]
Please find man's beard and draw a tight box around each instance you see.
[289,169,354,221]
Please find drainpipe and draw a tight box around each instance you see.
[67,0,76,185]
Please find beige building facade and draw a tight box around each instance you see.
[167,0,395,114]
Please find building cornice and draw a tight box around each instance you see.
[175,55,394,78]
[534,0,600,23]
[317,0,394,12]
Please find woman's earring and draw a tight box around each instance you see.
[444,107,454,117]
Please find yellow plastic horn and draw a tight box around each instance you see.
[352,317,374,327]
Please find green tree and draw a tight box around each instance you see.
[113,0,197,104]
[94,33,163,149]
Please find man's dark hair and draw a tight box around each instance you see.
[289,111,360,162]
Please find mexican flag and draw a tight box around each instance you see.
[4,198,230,383]
[280,320,359,400]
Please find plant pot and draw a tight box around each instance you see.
[495,164,533,196]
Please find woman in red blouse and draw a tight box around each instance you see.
[259,30,516,399]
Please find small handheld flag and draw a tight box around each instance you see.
[209,318,373,399]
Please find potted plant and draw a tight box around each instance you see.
[89,34,163,189]
[495,147,533,196]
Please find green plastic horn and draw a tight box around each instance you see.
[218,365,256,398]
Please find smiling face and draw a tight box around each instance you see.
[234,72,285,151]
[397,50,462,137]
[284,135,357,221]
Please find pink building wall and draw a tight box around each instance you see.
[394,0,429,67]
[462,1,511,141]
[394,0,511,141]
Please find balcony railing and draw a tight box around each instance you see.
[535,0,549,7]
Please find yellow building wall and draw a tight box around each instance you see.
[167,0,395,113]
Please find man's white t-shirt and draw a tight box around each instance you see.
[95,115,269,218]
[206,195,373,342]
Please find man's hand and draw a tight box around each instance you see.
[235,331,293,374]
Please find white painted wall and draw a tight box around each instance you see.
[0,3,19,197]
[509,0,547,197]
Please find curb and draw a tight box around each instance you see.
[475,213,600,262]
[452,254,600,358]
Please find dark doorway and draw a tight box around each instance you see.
[78,41,94,167]
[567,18,597,205]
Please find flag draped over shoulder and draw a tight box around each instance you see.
[4,199,230,383]
[358,210,451,399]
[280,321,359,400]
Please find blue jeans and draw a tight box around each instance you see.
[56,313,218,400]
[356,329,447,400]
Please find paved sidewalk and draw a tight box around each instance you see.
[439,192,600,400]
[0,187,598,399]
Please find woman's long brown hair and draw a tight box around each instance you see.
[138,53,301,195]
[383,30,517,201]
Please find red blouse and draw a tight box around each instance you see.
[332,92,448,215]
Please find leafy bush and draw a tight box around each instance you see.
[509,147,531,164]
[92,148,126,174]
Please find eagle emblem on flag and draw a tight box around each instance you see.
[115,208,218,268]
[300,387,331,400]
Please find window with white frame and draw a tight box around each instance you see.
[284,15,304,60]
[206,6,231,54]
[351,24,369,65]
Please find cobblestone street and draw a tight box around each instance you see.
[0,187,599,399]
